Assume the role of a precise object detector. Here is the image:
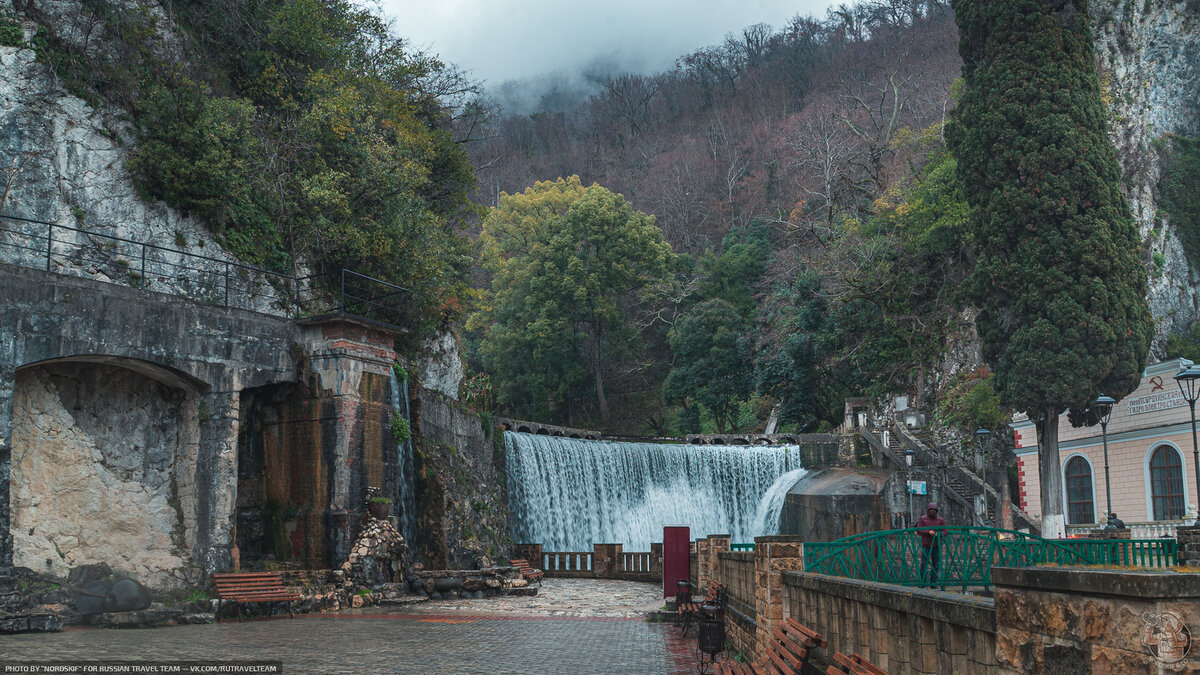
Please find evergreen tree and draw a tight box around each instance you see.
[948,0,1153,536]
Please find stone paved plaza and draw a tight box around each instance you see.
[0,579,698,674]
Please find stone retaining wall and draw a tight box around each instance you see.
[783,571,997,673]
[992,566,1200,673]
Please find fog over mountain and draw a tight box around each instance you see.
[380,0,836,114]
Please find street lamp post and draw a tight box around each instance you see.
[905,448,915,527]
[975,429,991,526]
[1090,395,1116,527]
[1175,367,1200,521]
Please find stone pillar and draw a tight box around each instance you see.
[301,318,401,567]
[0,366,13,576]
[695,538,712,590]
[593,543,622,578]
[1177,525,1200,565]
[707,534,730,584]
[513,543,543,568]
[195,389,240,573]
[754,535,806,660]
[650,542,663,578]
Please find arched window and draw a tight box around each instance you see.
[1149,446,1186,521]
[1064,456,1095,525]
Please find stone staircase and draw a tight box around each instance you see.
[861,419,1039,534]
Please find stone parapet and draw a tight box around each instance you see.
[992,566,1200,673]
[784,571,996,673]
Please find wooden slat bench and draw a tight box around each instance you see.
[714,618,827,674]
[211,572,301,622]
[509,558,543,585]
[826,651,888,675]
[679,580,726,637]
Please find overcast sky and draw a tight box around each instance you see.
[378,0,837,86]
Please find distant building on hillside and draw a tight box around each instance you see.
[1013,358,1198,539]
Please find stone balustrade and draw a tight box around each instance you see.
[512,543,662,581]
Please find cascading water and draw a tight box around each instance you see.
[506,432,808,550]
[750,468,808,537]
[388,369,416,550]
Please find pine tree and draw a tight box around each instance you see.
[947,0,1153,537]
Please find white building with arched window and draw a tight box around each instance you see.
[1012,358,1198,538]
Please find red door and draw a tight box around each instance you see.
[662,525,690,598]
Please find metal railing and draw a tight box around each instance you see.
[803,526,1177,590]
[730,543,755,551]
[0,213,409,330]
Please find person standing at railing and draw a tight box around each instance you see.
[916,502,946,587]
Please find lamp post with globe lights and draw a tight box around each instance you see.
[905,448,915,527]
[1090,395,1116,527]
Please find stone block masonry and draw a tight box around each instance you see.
[992,566,1200,674]
[718,550,756,659]
[784,571,997,674]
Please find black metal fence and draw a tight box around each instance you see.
[0,213,408,330]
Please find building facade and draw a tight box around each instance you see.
[1013,358,1198,536]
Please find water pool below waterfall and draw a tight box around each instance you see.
[505,432,808,550]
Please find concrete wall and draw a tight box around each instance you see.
[784,572,998,674]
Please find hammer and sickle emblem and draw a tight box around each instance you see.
[1151,376,1164,392]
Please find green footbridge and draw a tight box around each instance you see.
[801,527,1178,590]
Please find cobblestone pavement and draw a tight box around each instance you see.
[1,580,699,675]
[399,578,668,618]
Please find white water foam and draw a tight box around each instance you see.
[505,432,808,550]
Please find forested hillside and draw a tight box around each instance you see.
[465,2,979,435]
[464,0,1200,438]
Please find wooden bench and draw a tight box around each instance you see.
[679,580,726,637]
[826,651,888,675]
[509,558,543,585]
[211,572,301,622]
[714,618,827,674]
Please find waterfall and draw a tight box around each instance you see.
[505,432,808,550]
[751,468,808,537]
[388,369,416,550]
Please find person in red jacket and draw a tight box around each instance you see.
[915,502,946,587]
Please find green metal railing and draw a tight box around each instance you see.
[803,527,1178,590]
[730,543,755,552]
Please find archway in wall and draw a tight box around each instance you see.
[10,357,204,588]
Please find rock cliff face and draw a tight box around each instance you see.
[11,363,197,587]
[1093,1,1200,355]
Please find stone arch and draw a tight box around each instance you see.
[18,355,209,392]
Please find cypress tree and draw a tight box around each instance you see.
[947,0,1153,537]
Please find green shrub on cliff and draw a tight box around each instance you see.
[31,0,481,340]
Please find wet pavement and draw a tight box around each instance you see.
[0,579,699,674]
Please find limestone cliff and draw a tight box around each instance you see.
[1093,0,1200,356]
[0,3,237,288]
